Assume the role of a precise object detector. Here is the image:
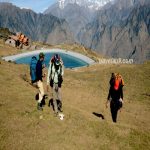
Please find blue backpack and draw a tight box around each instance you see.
[30,56,37,83]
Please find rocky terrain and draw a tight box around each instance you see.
[0,3,75,45]
[78,0,150,63]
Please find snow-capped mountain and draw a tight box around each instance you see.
[58,0,114,10]
[44,0,114,40]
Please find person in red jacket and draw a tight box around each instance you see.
[106,73,124,123]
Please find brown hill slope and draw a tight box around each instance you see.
[0,44,150,149]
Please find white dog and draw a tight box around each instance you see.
[58,113,64,120]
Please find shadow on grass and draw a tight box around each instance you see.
[142,93,150,97]
[93,112,105,120]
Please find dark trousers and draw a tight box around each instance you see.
[110,101,120,122]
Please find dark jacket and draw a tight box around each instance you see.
[36,60,43,81]
[107,86,123,102]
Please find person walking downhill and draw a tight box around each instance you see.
[36,52,45,111]
[47,54,64,116]
[106,73,124,123]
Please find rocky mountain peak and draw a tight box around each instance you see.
[0,2,75,45]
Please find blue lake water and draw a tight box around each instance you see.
[15,52,89,68]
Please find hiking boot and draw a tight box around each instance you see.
[41,99,46,106]
[59,108,63,113]
[37,103,43,111]
[43,94,48,99]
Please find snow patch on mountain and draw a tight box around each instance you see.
[58,0,114,10]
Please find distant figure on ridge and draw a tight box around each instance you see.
[106,73,124,122]
[47,54,64,116]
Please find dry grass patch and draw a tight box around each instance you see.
[0,43,150,149]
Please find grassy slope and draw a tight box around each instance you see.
[0,41,150,150]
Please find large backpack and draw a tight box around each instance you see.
[30,56,37,83]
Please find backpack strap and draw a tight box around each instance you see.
[50,62,53,76]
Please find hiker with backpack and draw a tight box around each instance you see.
[106,73,124,122]
[36,52,46,111]
[47,54,64,116]
[30,56,38,84]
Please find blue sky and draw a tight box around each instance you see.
[1,0,56,13]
